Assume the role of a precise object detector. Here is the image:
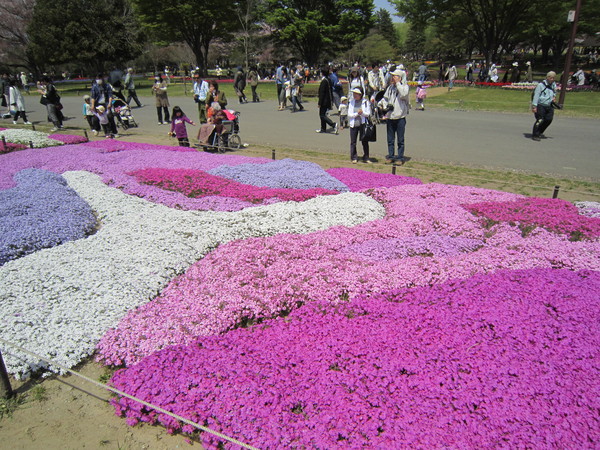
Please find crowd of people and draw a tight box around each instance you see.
[1,57,598,158]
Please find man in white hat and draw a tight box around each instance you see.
[381,68,410,165]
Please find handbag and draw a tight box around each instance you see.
[360,118,377,142]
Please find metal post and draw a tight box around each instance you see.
[1,136,5,149]
[552,185,560,199]
[84,130,89,141]
[272,149,276,160]
[29,140,34,149]
[0,349,13,399]
[558,0,582,107]
[392,165,396,175]
[31,123,36,131]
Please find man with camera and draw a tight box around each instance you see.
[380,68,410,165]
[531,71,559,142]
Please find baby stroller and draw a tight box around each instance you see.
[112,98,138,130]
[197,110,242,153]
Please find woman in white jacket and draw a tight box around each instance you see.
[347,87,371,164]
[382,69,410,165]
[9,79,31,125]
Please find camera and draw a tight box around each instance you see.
[551,101,562,110]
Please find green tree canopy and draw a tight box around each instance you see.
[27,0,142,73]
[132,0,238,75]
[374,8,400,50]
[265,0,374,66]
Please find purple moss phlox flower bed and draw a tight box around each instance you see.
[0,168,97,265]
[326,167,422,191]
[209,158,350,192]
[110,268,600,449]
[84,139,197,153]
[465,197,600,240]
[129,168,339,204]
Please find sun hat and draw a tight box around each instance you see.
[96,105,105,113]
[397,64,405,70]
[351,87,363,95]
[340,96,347,101]
[83,95,90,100]
[547,71,557,78]
[350,66,359,74]
[390,69,404,77]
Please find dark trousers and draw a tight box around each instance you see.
[251,85,259,102]
[292,95,303,112]
[532,104,554,137]
[13,110,28,122]
[157,107,170,123]
[319,105,335,131]
[350,126,369,161]
[177,137,190,147]
[386,118,406,161]
[85,115,94,129]
[126,89,142,107]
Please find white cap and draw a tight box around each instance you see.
[350,87,363,95]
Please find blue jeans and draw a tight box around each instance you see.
[386,118,406,161]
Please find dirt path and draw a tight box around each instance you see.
[0,359,199,449]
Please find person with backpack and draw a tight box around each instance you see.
[531,71,557,142]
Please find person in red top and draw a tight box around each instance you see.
[169,106,195,147]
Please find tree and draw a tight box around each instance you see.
[392,0,534,65]
[265,0,374,66]
[132,0,238,76]
[374,8,400,50]
[234,0,267,70]
[347,31,397,63]
[0,0,39,72]
[27,0,143,74]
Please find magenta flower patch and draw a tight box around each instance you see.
[0,142,28,154]
[326,167,422,191]
[465,197,600,240]
[47,134,89,145]
[129,168,339,205]
[110,268,600,448]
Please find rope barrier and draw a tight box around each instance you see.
[0,337,258,450]
[238,147,600,198]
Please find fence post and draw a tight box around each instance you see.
[29,141,34,149]
[552,185,560,199]
[1,136,5,149]
[272,149,276,160]
[392,165,397,175]
[0,349,13,399]
[31,123,36,131]
[84,130,89,141]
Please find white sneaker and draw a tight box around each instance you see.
[158,122,163,125]
[92,130,99,136]
[113,134,119,138]
[24,121,32,125]
[50,127,58,132]
[13,121,17,125]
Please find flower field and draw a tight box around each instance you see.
[0,134,599,448]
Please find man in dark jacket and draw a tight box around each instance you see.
[316,67,338,134]
[233,67,247,103]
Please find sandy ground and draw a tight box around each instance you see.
[0,359,202,449]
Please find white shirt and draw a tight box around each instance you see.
[347,97,371,128]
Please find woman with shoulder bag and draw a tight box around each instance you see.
[38,76,63,131]
[347,87,372,164]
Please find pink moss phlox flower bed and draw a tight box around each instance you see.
[110,268,600,448]
[96,183,600,366]
[465,197,600,240]
[84,139,197,153]
[0,142,28,154]
[47,134,89,145]
[129,168,339,205]
[326,167,422,191]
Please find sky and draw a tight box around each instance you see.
[374,0,402,22]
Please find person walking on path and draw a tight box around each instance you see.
[152,74,170,125]
[329,66,343,111]
[124,68,143,107]
[8,79,31,124]
[248,66,260,102]
[234,67,247,104]
[290,67,304,113]
[38,76,64,131]
[531,71,557,142]
[192,72,209,123]
[347,87,371,163]
[525,61,533,83]
[316,67,338,134]
[90,74,118,136]
[382,69,410,165]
